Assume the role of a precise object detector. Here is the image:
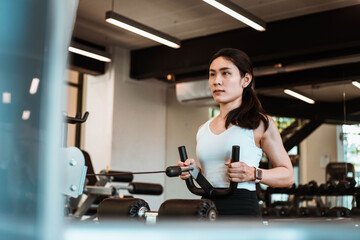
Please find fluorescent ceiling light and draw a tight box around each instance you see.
[352,81,360,89]
[203,0,266,31]
[22,110,31,120]
[29,78,40,95]
[68,42,111,62]
[105,11,181,49]
[284,89,315,104]
[2,92,11,104]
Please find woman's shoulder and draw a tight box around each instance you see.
[258,115,281,141]
[196,120,211,141]
[254,114,275,135]
[198,118,212,131]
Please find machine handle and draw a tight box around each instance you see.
[128,182,163,195]
[66,111,89,124]
[178,146,210,196]
[178,145,239,197]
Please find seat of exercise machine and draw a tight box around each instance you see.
[178,145,239,198]
[97,198,150,221]
[158,199,217,221]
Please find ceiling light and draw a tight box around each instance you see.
[29,78,40,95]
[22,110,31,120]
[68,42,111,62]
[2,92,11,104]
[284,89,315,104]
[166,74,175,81]
[105,11,181,49]
[352,81,360,89]
[203,0,266,31]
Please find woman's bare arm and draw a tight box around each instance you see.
[258,117,295,188]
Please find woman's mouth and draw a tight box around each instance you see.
[213,90,225,94]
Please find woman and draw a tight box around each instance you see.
[178,48,294,218]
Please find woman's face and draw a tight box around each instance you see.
[209,56,251,105]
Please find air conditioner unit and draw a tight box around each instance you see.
[175,80,216,106]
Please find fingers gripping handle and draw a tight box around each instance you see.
[178,145,240,197]
[178,146,210,196]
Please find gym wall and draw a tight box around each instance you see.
[300,124,337,184]
[82,65,114,173]
[81,47,168,210]
[165,87,209,200]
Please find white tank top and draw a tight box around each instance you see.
[196,118,263,191]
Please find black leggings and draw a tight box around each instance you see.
[203,189,261,219]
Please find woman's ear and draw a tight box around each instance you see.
[242,73,252,88]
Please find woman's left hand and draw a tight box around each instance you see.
[225,159,255,183]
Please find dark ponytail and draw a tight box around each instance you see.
[210,48,268,130]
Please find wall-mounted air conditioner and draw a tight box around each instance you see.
[175,80,216,106]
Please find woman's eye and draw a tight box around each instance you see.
[209,73,215,77]
[222,72,230,76]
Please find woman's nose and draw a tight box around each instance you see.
[213,75,222,85]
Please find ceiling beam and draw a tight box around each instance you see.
[255,62,360,90]
[68,53,106,76]
[130,5,360,82]
[259,95,360,124]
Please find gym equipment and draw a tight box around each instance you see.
[61,112,89,199]
[83,182,163,196]
[97,198,150,221]
[95,145,241,222]
[316,207,330,217]
[329,207,351,218]
[277,206,296,218]
[71,151,163,219]
[350,207,360,218]
[66,112,89,124]
[87,145,240,198]
[63,112,165,221]
[97,198,218,223]
[178,145,239,197]
[296,207,310,217]
[337,180,351,193]
[61,146,87,198]
[326,163,355,182]
[158,199,217,221]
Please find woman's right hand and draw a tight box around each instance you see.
[177,158,198,180]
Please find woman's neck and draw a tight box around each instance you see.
[219,99,242,119]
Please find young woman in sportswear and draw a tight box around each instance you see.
[178,48,294,218]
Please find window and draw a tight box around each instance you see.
[65,70,84,147]
[335,124,360,209]
[342,124,360,185]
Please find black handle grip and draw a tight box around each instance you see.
[166,166,183,177]
[128,182,163,195]
[179,146,188,162]
[206,145,239,196]
[231,145,240,163]
[108,171,134,182]
[66,111,89,124]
